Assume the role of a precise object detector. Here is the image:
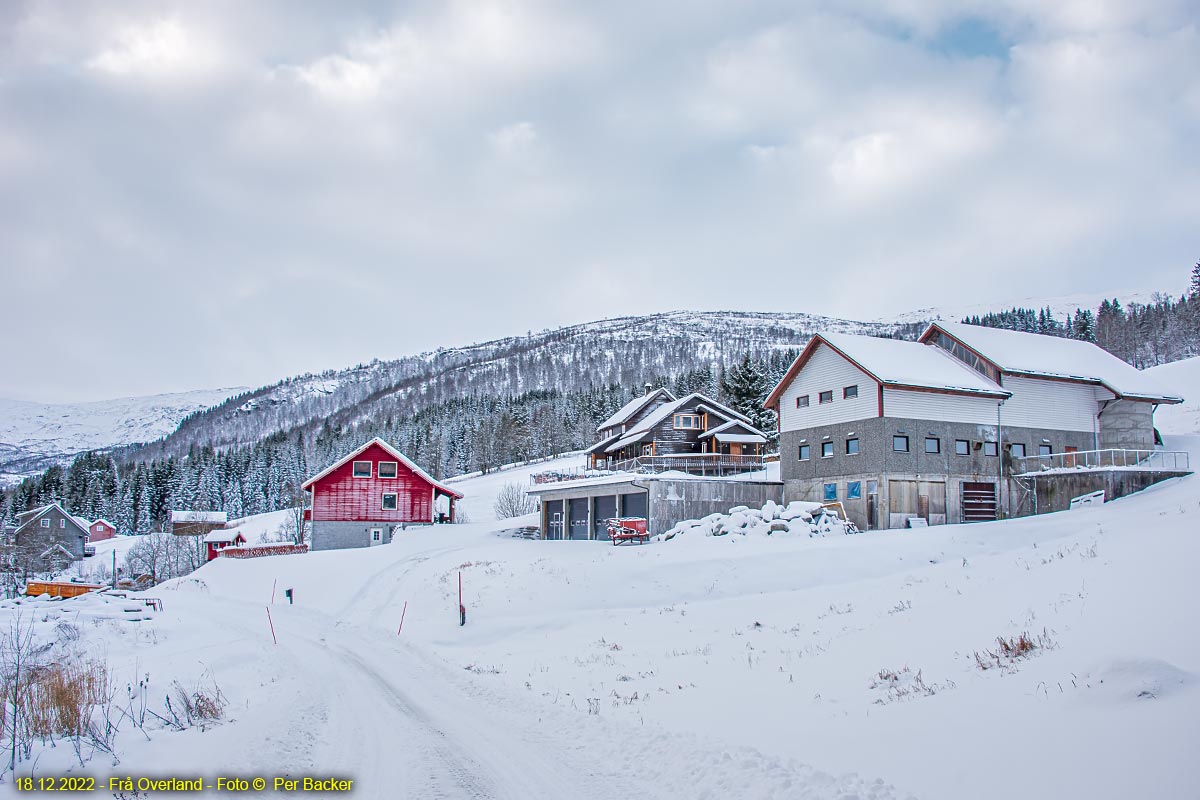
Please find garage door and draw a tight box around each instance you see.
[593,495,617,540]
[568,498,590,540]
[620,492,648,521]
[543,499,565,540]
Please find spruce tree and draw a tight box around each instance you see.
[719,353,772,431]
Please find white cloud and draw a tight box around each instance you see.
[86,18,224,80]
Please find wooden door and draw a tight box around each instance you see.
[730,443,743,456]
[1064,446,1078,468]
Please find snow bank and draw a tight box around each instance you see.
[658,499,857,540]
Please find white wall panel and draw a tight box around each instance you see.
[778,343,878,432]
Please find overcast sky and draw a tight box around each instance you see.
[2,1,1197,403]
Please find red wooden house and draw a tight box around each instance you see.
[88,519,117,542]
[301,438,464,552]
[205,529,247,561]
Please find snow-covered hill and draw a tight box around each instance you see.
[1148,356,1200,435]
[0,388,244,482]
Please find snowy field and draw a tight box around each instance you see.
[4,441,1199,798]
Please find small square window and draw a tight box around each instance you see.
[642,444,654,457]
[893,435,909,452]
[798,445,810,461]
[378,461,398,479]
[925,437,940,454]
[955,439,970,456]
[796,395,810,409]
[382,493,398,511]
[1039,444,1053,457]
[1010,443,1026,458]
[823,483,838,501]
[846,438,859,455]
[818,390,833,404]
[371,529,381,542]
[821,441,834,458]
[984,441,998,457]
[673,414,701,430]
[40,518,51,528]
[352,460,372,478]
[847,481,862,500]
[843,385,858,399]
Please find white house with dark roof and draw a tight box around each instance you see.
[765,325,1185,530]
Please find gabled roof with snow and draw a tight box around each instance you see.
[605,393,755,453]
[710,432,767,444]
[585,431,625,455]
[595,388,677,432]
[205,529,246,543]
[697,419,766,440]
[923,322,1184,403]
[92,519,116,529]
[766,332,1010,409]
[301,437,465,499]
[169,510,228,524]
[13,503,91,538]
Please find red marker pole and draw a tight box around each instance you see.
[397,601,408,634]
[266,606,277,645]
[271,578,277,605]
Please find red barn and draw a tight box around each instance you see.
[88,519,117,542]
[302,438,464,552]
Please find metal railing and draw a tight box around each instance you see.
[529,468,618,485]
[610,453,767,477]
[1013,448,1190,475]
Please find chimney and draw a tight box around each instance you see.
[644,382,653,396]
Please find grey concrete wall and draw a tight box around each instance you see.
[647,479,783,535]
[312,520,386,551]
[1098,399,1156,450]
[1020,469,1189,515]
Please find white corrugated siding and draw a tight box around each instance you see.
[883,388,1001,424]
[778,342,877,432]
[1000,375,1107,432]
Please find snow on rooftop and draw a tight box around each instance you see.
[169,510,228,524]
[931,321,1182,401]
[819,332,1007,395]
[595,389,675,432]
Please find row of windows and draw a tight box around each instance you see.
[39,518,67,529]
[824,481,865,501]
[796,385,858,409]
[801,437,1054,461]
[353,460,400,478]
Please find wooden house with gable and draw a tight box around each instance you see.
[586,387,769,471]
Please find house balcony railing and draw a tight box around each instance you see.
[1012,448,1190,476]
[611,453,767,477]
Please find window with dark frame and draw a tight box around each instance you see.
[799,445,810,461]
[382,493,398,511]
[955,439,970,455]
[925,437,940,454]
[352,460,372,478]
[893,435,909,452]
[984,441,999,457]
[796,395,810,408]
[818,390,833,404]
[1039,444,1053,457]
[1011,443,1026,458]
[846,438,859,455]
[378,461,398,479]
[821,441,834,458]
[843,385,858,399]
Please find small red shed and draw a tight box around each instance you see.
[88,519,117,542]
[205,529,247,561]
[302,438,464,552]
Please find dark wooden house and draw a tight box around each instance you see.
[8,502,89,567]
[302,438,464,552]
[586,391,768,469]
[169,510,229,538]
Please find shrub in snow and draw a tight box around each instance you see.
[493,482,536,519]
